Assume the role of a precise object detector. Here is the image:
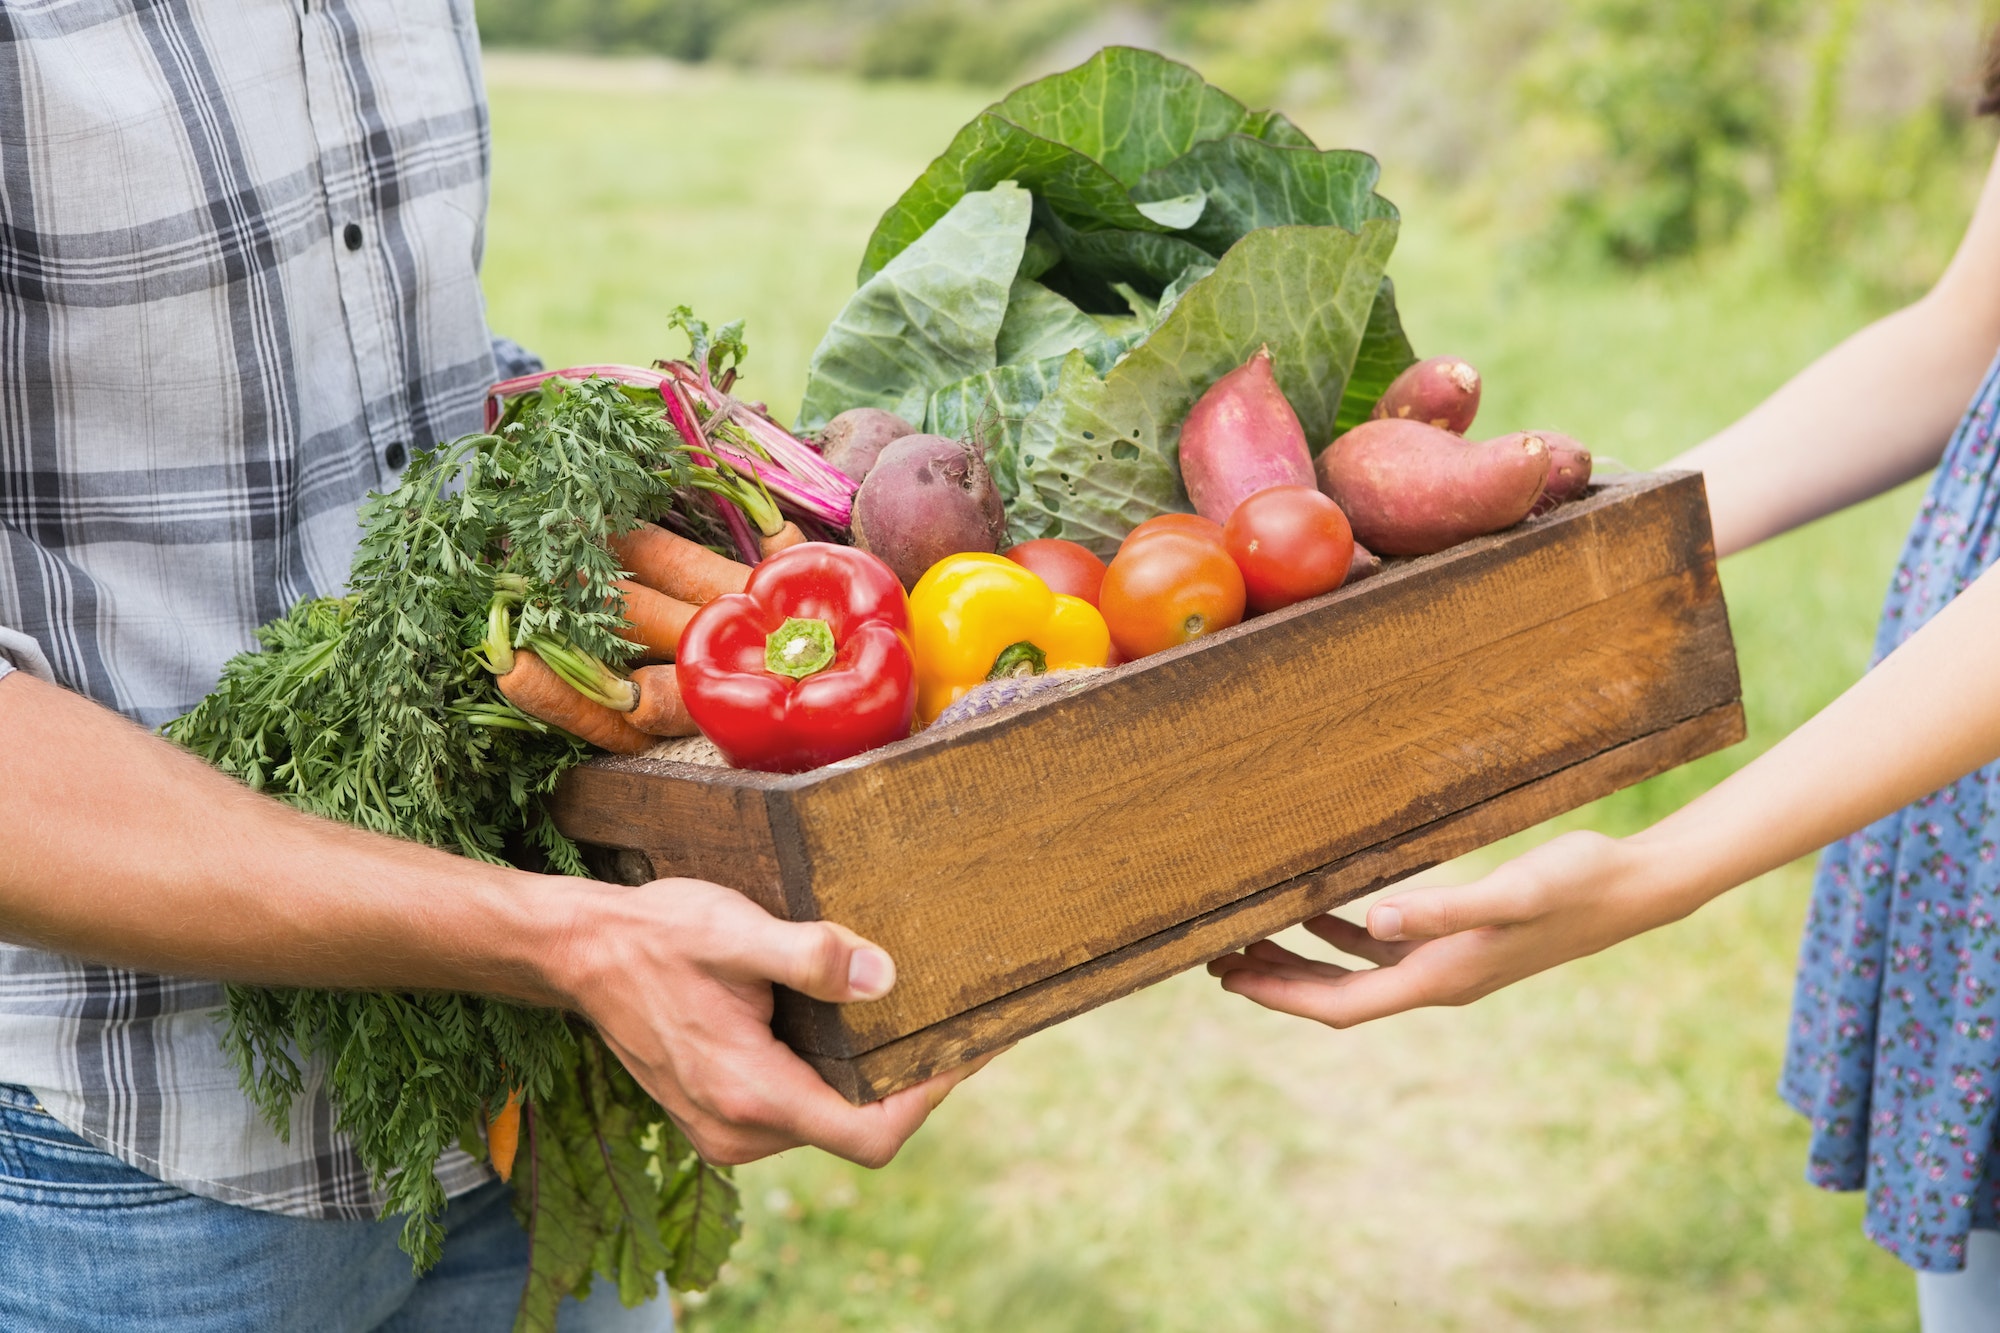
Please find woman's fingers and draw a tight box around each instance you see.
[1303,912,1420,966]
[1215,946,1460,1028]
[1208,939,1355,985]
[1366,866,1546,942]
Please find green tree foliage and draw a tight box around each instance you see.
[469,0,1999,277]
[1526,0,1804,264]
[474,0,753,59]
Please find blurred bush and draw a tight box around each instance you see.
[474,0,2000,290]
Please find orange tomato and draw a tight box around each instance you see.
[1100,530,1246,660]
[1124,512,1226,547]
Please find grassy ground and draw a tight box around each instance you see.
[481,53,1960,1330]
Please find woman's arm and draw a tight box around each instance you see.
[1676,142,2000,557]
[1209,542,2000,1027]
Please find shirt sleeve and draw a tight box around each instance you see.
[0,627,55,683]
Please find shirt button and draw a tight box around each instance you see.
[343,222,363,251]
[384,441,407,470]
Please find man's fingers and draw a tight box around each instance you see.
[1368,870,1542,943]
[759,1048,1003,1169]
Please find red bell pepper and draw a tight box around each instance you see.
[676,542,916,772]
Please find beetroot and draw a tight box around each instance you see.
[1371,357,1482,434]
[1316,418,1548,556]
[818,407,915,484]
[850,434,1005,588]
[1177,346,1315,523]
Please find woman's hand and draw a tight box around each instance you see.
[1208,830,1691,1027]
[1212,541,2000,1030]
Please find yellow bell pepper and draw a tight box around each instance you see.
[908,553,1111,724]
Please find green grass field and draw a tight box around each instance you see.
[482,53,1947,1330]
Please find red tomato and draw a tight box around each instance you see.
[1100,531,1246,660]
[1223,485,1355,614]
[1125,512,1226,547]
[1002,539,1108,606]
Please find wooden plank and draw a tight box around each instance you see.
[801,702,1746,1103]
[550,473,1741,1068]
[547,763,790,916]
[780,483,1734,1050]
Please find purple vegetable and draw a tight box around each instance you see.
[931,668,1106,728]
[819,408,915,485]
[850,435,1005,588]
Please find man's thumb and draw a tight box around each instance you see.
[764,919,897,1002]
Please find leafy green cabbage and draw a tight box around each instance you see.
[798,46,1416,551]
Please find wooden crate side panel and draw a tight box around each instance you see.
[788,485,1736,1050]
[546,765,788,916]
[798,702,1746,1102]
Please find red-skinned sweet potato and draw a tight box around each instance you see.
[1177,346,1315,523]
[1508,430,1593,517]
[1370,356,1482,435]
[1316,419,1547,556]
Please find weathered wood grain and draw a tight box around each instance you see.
[548,756,788,915]
[778,477,1735,1050]
[802,702,1746,1103]
[551,471,1744,1093]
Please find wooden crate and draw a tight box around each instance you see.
[551,470,1743,1102]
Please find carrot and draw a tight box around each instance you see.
[629,665,697,737]
[488,1089,523,1183]
[496,649,653,755]
[758,521,807,560]
[612,579,699,661]
[609,523,750,603]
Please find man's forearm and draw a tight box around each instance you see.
[0,672,577,1004]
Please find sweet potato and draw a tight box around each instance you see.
[1370,357,1482,435]
[1316,419,1547,556]
[1178,346,1315,523]
[1512,430,1593,517]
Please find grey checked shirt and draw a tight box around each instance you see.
[0,0,524,1216]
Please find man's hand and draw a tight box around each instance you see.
[552,877,990,1166]
[1207,831,1683,1028]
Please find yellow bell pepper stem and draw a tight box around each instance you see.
[908,553,1111,724]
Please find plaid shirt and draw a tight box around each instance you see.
[0,0,528,1217]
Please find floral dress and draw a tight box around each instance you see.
[1784,347,2000,1271]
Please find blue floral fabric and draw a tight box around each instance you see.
[1783,347,2000,1272]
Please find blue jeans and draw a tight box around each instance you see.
[0,1084,671,1331]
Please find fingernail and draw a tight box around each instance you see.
[1373,905,1404,940]
[848,947,894,999]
